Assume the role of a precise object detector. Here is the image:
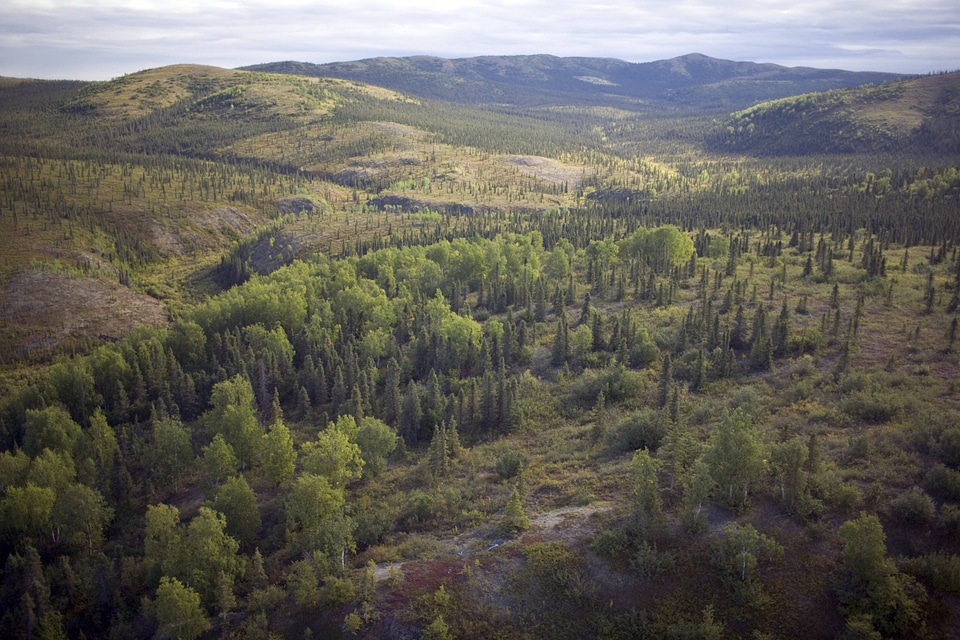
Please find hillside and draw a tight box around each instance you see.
[709,72,960,155]
[245,53,903,110]
[2,58,960,640]
[0,66,421,359]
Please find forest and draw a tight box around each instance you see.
[0,61,959,640]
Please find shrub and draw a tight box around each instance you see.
[938,504,960,536]
[605,409,667,453]
[727,386,766,419]
[792,354,817,378]
[591,527,632,559]
[403,491,436,526]
[571,364,646,408]
[923,463,960,501]
[353,504,396,549]
[631,541,675,578]
[789,329,823,355]
[495,450,528,481]
[841,390,903,424]
[890,486,936,525]
[319,576,355,608]
[937,425,960,468]
[899,552,960,594]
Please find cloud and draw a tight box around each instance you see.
[1,0,956,79]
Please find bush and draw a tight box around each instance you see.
[631,541,675,578]
[938,504,960,536]
[591,527,632,559]
[605,409,667,453]
[403,491,436,526]
[899,552,960,594]
[841,390,903,424]
[890,486,936,525]
[938,425,960,468]
[319,576,355,608]
[571,364,646,408]
[353,504,396,549]
[823,475,863,515]
[727,386,766,419]
[789,329,823,355]
[495,450,528,481]
[923,463,960,501]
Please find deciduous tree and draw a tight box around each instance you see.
[153,576,210,640]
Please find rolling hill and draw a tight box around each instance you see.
[244,53,904,110]
[0,58,948,361]
[709,71,960,155]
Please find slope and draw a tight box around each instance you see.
[709,72,960,155]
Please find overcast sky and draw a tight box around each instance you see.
[1,0,957,80]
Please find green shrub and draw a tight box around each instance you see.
[923,463,960,501]
[839,373,871,395]
[591,526,632,559]
[789,329,823,355]
[319,576,355,608]
[403,491,436,526]
[495,450,528,481]
[353,504,396,549]
[890,486,936,525]
[938,504,960,536]
[899,552,960,594]
[571,364,646,407]
[938,425,960,468]
[605,409,667,453]
[631,541,675,578]
[841,390,903,424]
[727,386,766,419]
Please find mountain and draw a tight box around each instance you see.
[709,71,960,154]
[243,53,904,110]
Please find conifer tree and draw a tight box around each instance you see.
[262,402,296,486]
[657,354,672,409]
[399,381,422,444]
[632,448,662,521]
[500,486,530,536]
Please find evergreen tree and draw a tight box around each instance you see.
[500,486,530,536]
[657,354,672,409]
[632,449,662,521]
[262,405,296,485]
[399,381,423,445]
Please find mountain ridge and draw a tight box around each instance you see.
[242,52,906,109]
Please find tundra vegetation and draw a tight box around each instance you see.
[0,60,959,639]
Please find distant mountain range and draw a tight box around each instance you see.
[243,53,905,110]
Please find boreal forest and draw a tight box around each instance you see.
[1,53,960,639]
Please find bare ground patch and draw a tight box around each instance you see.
[1,270,168,360]
[501,154,590,186]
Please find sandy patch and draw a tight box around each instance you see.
[501,155,588,186]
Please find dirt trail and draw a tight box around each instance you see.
[373,504,612,581]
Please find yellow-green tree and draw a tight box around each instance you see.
[837,512,926,637]
[301,416,364,487]
[205,375,263,469]
[153,577,210,640]
[262,412,296,485]
[705,409,765,512]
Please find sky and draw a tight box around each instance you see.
[1,0,958,81]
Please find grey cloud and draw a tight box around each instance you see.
[0,0,956,79]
